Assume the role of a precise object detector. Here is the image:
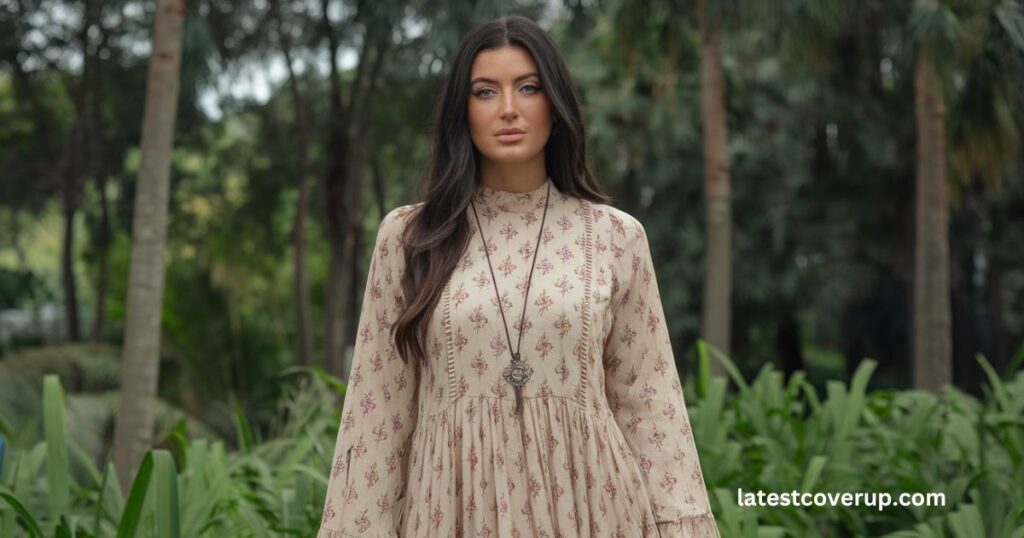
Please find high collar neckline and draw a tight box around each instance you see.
[473,177,558,213]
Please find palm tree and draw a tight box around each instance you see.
[909,0,1024,391]
[112,0,187,492]
[912,36,952,391]
[697,0,733,362]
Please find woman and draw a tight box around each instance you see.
[318,15,719,538]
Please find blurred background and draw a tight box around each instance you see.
[1,0,1023,536]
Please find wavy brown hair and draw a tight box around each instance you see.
[392,15,609,367]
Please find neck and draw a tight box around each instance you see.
[478,156,547,193]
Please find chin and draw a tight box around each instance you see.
[483,146,543,164]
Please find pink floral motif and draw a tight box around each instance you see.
[489,334,508,356]
[469,306,489,331]
[660,470,678,493]
[454,325,469,352]
[534,290,554,313]
[331,454,347,478]
[626,414,642,434]
[354,509,370,532]
[372,420,389,444]
[554,312,571,336]
[321,498,335,524]
[517,241,534,260]
[620,324,637,348]
[535,333,554,358]
[639,454,654,474]
[498,254,517,277]
[640,382,658,407]
[359,393,376,415]
[453,283,469,306]
[556,244,573,262]
[376,493,390,514]
[648,425,667,448]
[500,221,518,241]
[554,275,573,295]
[472,270,491,289]
[471,351,489,377]
[364,462,379,487]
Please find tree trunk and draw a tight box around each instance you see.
[90,17,111,343]
[371,157,387,222]
[321,0,350,379]
[291,120,314,368]
[320,2,389,380]
[697,0,731,370]
[272,0,314,367]
[59,6,92,343]
[112,0,186,493]
[776,306,805,380]
[92,174,111,342]
[61,179,80,342]
[912,47,952,391]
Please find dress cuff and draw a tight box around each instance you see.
[316,529,356,538]
[316,529,394,538]
[655,512,721,537]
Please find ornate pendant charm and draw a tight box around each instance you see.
[502,352,533,388]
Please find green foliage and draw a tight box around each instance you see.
[2,350,1023,536]
[0,370,342,537]
[694,344,1024,537]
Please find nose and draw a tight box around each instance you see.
[499,92,518,121]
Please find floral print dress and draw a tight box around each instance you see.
[318,177,720,537]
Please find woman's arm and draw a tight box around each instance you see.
[318,206,419,538]
[603,215,720,537]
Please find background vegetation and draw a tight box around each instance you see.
[1,0,1022,536]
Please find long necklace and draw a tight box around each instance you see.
[469,179,552,417]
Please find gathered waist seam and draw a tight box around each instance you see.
[418,392,609,424]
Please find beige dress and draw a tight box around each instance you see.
[317,177,720,537]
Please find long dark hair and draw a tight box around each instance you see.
[393,15,609,367]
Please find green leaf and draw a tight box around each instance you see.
[43,374,70,521]
[234,404,254,453]
[117,452,155,538]
[0,490,44,538]
[801,455,828,492]
[152,450,180,538]
[947,503,985,538]
[995,0,1024,52]
[700,339,749,392]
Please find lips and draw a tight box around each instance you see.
[495,127,526,136]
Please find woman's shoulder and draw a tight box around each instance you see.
[378,202,426,235]
[587,201,646,242]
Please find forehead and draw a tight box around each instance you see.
[469,45,539,79]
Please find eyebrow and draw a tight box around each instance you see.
[469,72,541,86]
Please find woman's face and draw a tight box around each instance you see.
[467,45,553,166]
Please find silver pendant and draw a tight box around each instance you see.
[502,352,533,388]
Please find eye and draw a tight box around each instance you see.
[474,87,496,98]
[521,83,541,94]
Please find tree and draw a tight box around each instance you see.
[320,0,401,380]
[112,0,186,491]
[270,0,314,367]
[912,28,952,391]
[697,0,733,363]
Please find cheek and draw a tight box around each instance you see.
[539,105,553,125]
[467,101,490,135]
[527,96,552,122]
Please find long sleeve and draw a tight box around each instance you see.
[318,206,420,538]
[603,216,720,537]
